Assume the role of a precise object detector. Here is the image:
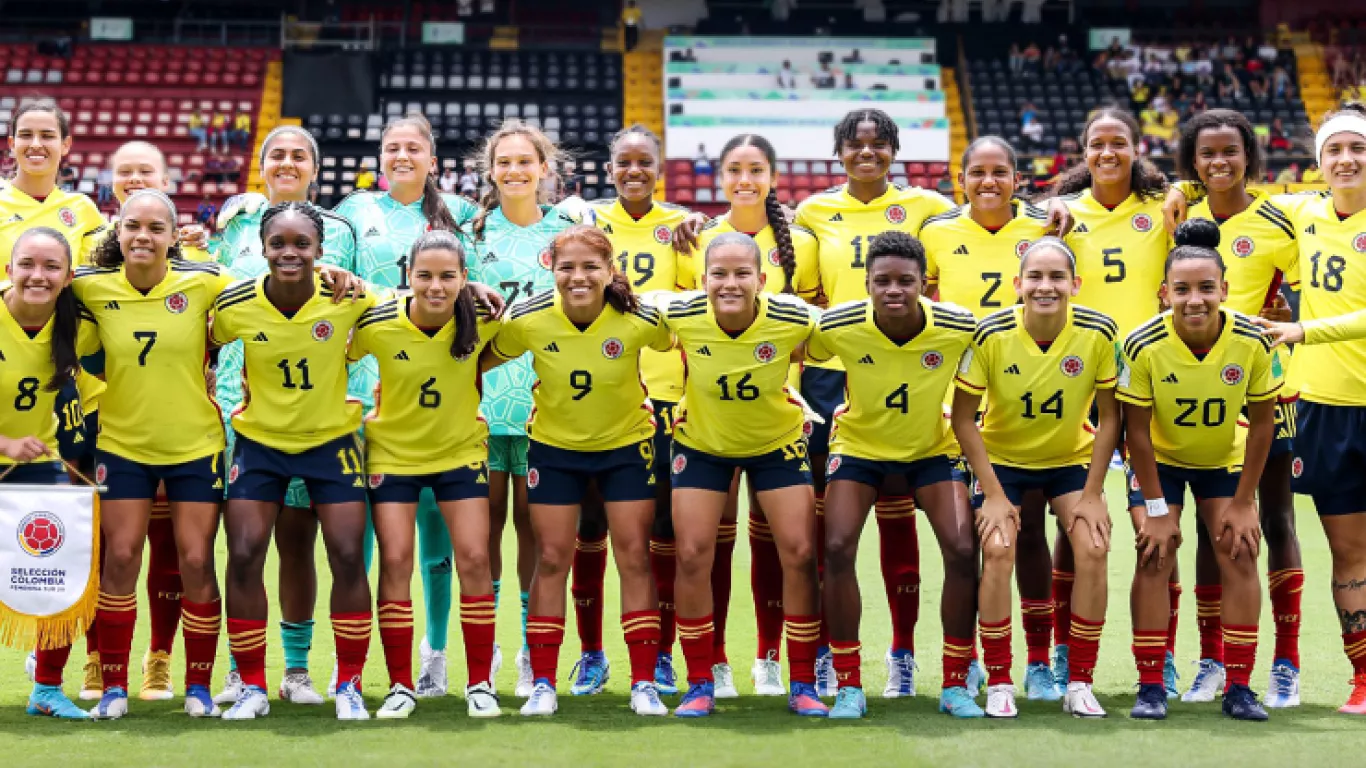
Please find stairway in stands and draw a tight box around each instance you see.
[248,59,287,195]
[942,66,968,202]
[622,30,666,199]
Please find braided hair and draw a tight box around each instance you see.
[260,200,326,247]
[718,133,797,294]
[833,108,901,156]
[408,229,480,359]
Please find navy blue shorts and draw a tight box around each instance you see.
[1124,462,1241,507]
[1270,399,1296,458]
[1293,401,1366,516]
[53,380,97,463]
[971,464,1088,508]
[826,453,962,491]
[527,439,656,505]
[670,439,812,493]
[800,367,845,455]
[96,449,223,502]
[228,433,367,506]
[368,462,490,504]
[0,461,68,485]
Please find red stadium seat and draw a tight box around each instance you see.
[810,174,830,189]
[790,174,813,190]
[673,189,694,204]
[670,175,693,190]
[694,174,713,189]
[668,159,692,176]
[907,162,927,176]
[795,189,812,202]
[928,163,948,177]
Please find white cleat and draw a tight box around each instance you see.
[514,648,535,698]
[1062,681,1107,718]
[1181,659,1226,703]
[630,681,669,716]
[713,663,740,698]
[416,637,449,698]
[1266,662,1301,708]
[466,682,502,718]
[24,650,36,682]
[751,652,785,696]
[183,687,221,718]
[213,669,244,706]
[489,643,504,695]
[985,684,1019,718]
[814,649,837,698]
[520,681,558,716]
[326,658,339,699]
[376,683,417,719]
[279,671,326,705]
[222,686,271,720]
[334,680,370,721]
[883,649,917,698]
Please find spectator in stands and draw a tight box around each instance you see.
[209,111,229,154]
[694,144,712,176]
[439,167,458,194]
[58,164,76,192]
[459,166,478,199]
[622,0,641,53]
[812,61,837,89]
[1268,117,1293,152]
[1275,162,1300,184]
[1019,100,1038,126]
[1022,42,1041,72]
[1187,91,1208,119]
[1272,66,1292,98]
[356,167,376,191]
[843,72,856,90]
[196,194,216,226]
[843,49,863,64]
[1218,69,1243,99]
[189,108,208,151]
[563,164,584,198]
[1302,164,1323,183]
[1130,80,1151,111]
[1009,43,1024,74]
[97,166,113,204]
[777,60,797,90]
[224,155,242,183]
[1021,113,1044,151]
[1049,136,1080,177]
[1106,37,1125,60]
[205,154,225,184]
[231,111,252,151]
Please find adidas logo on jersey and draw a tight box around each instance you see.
[695,345,712,356]
[1305,224,1316,235]
[830,213,843,222]
[104,301,121,310]
[1162,373,1179,384]
[364,226,380,238]
[482,251,498,264]
[0,350,6,361]
[394,350,410,361]
[544,342,560,352]
[1005,364,1021,374]
[602,223,614,234]
[1073,223,1089,233]
[858,354,875,364]
[252,332,269,342]
[953,245,969,255]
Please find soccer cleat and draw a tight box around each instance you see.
[377,683,418,719]
[985,684,1018,718]
[213,669,244,706]
[1052,645,1070,689]
[654,652,679,695]
[514,648,535,698]
[814,648,836,698]
[1063,681,1107,718]
[1024,661,1063,701]
[80,652,104,701]
[789,681,830,717]
[569,650,610,696]
[27,683,91,719]
[713,663,740,698]
[184,685,221,718]
[1222,684,1269,721]
[828,686,867,719]
[750,653,783,696]
[1181,659,1226,703]
[1130,683,1168,720]
[222,685,270,720]
[1266,661,1301,708]
[140,650,175,701]
[334,680,370,721]
[938,686,985,718]
[675,680,715,718]
[1163,651,1180,699]
[631,681,669,716]
[883,649,917,698]
[1339,673,1366,715]
[89,687,129,720]
[489,642,503,695]
[465,682,501,718]
[279,671,326,704]
[966,658,987,697]
[520,680,558,717]
[327,658,339,699]
[416,637,448,698]
[24,650,36,681]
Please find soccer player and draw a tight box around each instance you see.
[920,136,1062,701]
[953,237,1120,719]
[483,225,673,717]
[2,227,94,719]
[352,231,501,719]
[811,231,979,720]
[1119,223,1282,722]
[664,232,826,719]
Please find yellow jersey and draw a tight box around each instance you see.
[1061,190,1170,337]
[349,297,500,475]
[210,275,378,453]
[0,289,92,463]
[1187,190,1299,316]
[72,260,234,464]
[664,292,815,457]
[589,198,693,403]
[694,215,822,301]
[806,296,975,462]
[921,201,1050,318]
[954,304,1119,469]
[0,186,108,265]
[1118,308,1283,469]
[489,290,672,452]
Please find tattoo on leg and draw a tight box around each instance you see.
[1340,609,1366,633]
[1333,577,1366,591]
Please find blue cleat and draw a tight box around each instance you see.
[829,686,867,719]
[1222,684,1269,722]
[27,684,90,719]
[882,649,916,698]
[966,658,987,697]
[654,652,679,696]
[1024,661,1063,701]
[1163,651,1180,699]
[183,684,220,718]
[569,651,610,696]
[674,680,715,718]
[938,686,985,718]
[1130,683,1168,720]
[1053,645,1070,688]
[1266,660,1300,708]
[89,686,128,720]
[789,681,829,717]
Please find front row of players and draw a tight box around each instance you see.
[1,193,1285,722]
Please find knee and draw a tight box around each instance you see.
[612,537,650,575]
[824,534,857,574]
[674,537,713,574]
[779,538,815,573]
[179,547,215,579]
[328,545,368,583]
[1070,537,1108,572]
[453,544,490,581]
[981,538,1014,571]
[942,536,979,576]
[536,540,573,576]
[379,547,414,578]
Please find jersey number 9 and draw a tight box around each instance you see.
[570,370,593,400]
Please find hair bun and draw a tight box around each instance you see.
[1173,218,1221,249]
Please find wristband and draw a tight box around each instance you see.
[1144,498,1169,518]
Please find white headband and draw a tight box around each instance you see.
[1315,114,1366,164]
[122,188,177,219]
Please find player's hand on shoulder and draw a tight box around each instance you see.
[467,281,507,318]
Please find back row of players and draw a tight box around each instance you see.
[3,96,1366,723]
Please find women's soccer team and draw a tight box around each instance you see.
[4,91,1366,724]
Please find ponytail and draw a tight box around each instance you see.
[450,284,480,359]
[604,271,640,314]
[471,184,500,241]
[764,188,796,294]
[547,225,639,313]
[422,171,461,233]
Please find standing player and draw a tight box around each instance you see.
[483,226,673,717]
[1119,224,1282,722]
[810,231,979,720]
[952,238,1120,719]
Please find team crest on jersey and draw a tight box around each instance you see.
[1129,472,1141,492]
[827,456,842,475]
[654,225,672,244]
[1015,240,1030,258]
[1221,363,1244,385]
[94,463,107,485]
[767,247,781,267]
[58,207,76,228]
[671,454,687,474]
[754,341,778,363]
[368,474,384,489]
[164,291,189,314]
[538,248,553,269]
[972,478,983,496]
[802,420,814,437]
[1354,233,1366,253]
[311,320,334,342]
[1060,355,1085,377]
[1292,457,1304,478]
[885,204,907,224]
[1232,236,1255,257]
[921,350,944,369]
[602,337,624,359]
[228,463,241,484]
[527,468,540,489]
[1132,213,1153,233]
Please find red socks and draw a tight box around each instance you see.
[1345,629,1366,676]
[1194,584,1224,663]
[1167,582,1182,655]
[378,601,414,690]
[526,615,566,686]
[979,618,1013,686]
[227,618,268,690]
[875,496,920,653]
[678,614,715,684]
[1021,599,1054,665]
[1051,569,1074,648]
[943,635,974,689]
[749,512,784,661]
[180,598,221,689]
[1069,614,1104,685]
[460,594,497,686]
[145,501,183,655]
[333,611,372,688]
[712,521,737,664]
[33,644,73,687]
[1223,624,1258,689]
[649,537,677,653]
[830,640,861,689]
[623,610,662,684]
[1133,629,1167,686]
[571,532,609,653]
[1269,568,1304,667]
[96,591,137,691]
[785,614,820,685]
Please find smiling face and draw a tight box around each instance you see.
[262,131,318,200]
[381,123,436,192]
[720,143,774,208]
[705,243,765,314]
[962,142,1017,214]
[263,211,320,284]
[609,133,659,203]
[9,109,70,179]
[866,255,922,319]
[1016,246,1079,318]
[1084,116,1136,190]
[1194,125,1247,194]
[1322,130,1366,196]
[1165,256,1227,334]
[490,134,547,201]
[6,233,71,308]
[553,240,612,313]
[111,143,169,202]
[409,246,467,316]
[839,120,894,183]
[118,196,176,269]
